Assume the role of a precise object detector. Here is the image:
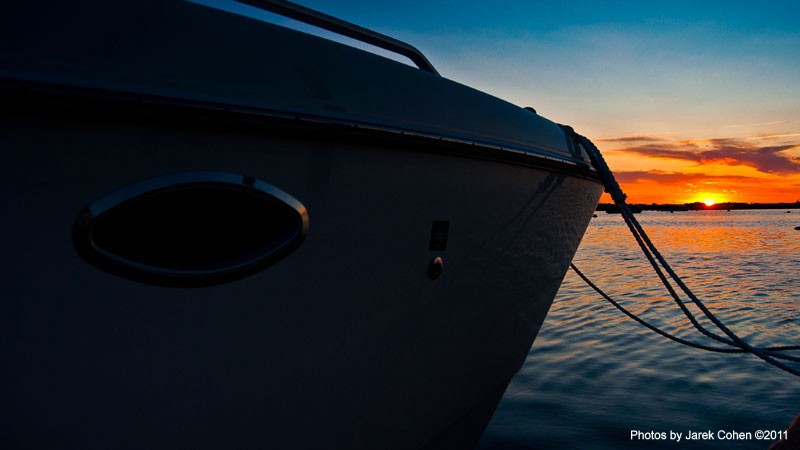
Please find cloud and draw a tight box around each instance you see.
[615,138,800,174]
[723,120,792,128]
[597,135,666,143]
[613,171,758,184]
[746,133,800,140]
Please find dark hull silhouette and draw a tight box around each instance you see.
[0,1,603,448]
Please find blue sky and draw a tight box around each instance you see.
[292,1,800,137]
[199,0,800,202]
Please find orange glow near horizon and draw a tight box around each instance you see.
[595,134,800,204]
[690,193,729,205]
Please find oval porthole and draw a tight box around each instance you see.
[73,172,308,287]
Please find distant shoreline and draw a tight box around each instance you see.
[596,202,800,212]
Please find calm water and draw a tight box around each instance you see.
[478,209,800,450]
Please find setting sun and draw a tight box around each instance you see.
[703,199,716,206]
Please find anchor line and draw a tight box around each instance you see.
[571,132,800,376]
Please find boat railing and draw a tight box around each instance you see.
[236,0,440,75]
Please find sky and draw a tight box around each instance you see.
[207,0,800,204]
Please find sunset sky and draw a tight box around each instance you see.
[207,0,800,203]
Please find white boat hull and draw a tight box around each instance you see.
[1,110,601,449]
[0,0,604,447]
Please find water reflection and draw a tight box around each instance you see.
[479,210,800,450]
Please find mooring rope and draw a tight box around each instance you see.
[571,132,800,377]
[570,263,800,363]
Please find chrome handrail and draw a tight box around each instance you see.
[236,0,440,75]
